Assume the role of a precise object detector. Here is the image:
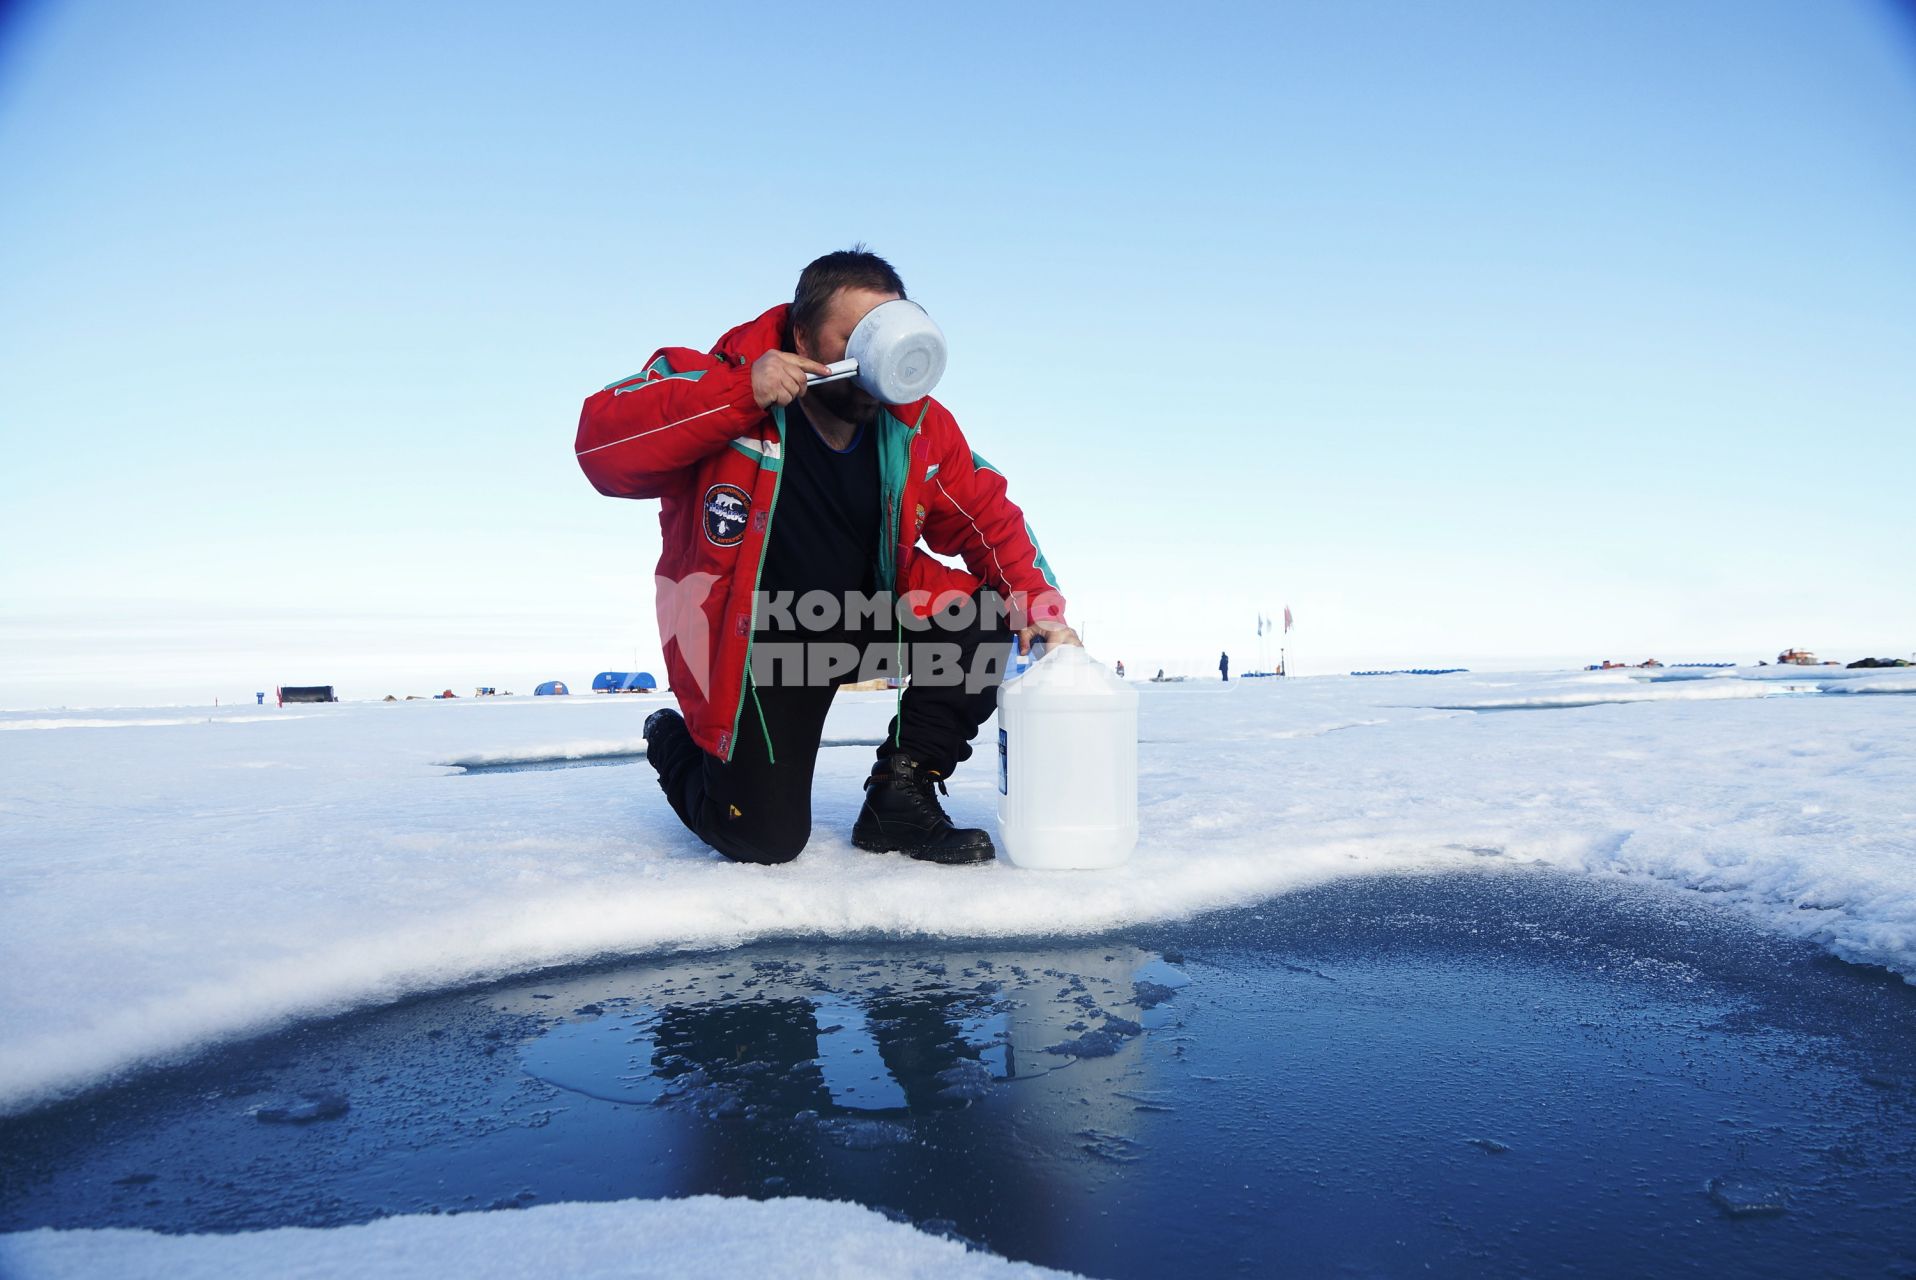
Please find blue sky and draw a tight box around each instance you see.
[3,0,1913,704]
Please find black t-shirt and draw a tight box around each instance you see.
[756,401,883,620]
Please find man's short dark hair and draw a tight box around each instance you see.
[791,246,906,340]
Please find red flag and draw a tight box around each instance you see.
[1283,605,1293,634]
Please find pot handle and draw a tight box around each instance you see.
[805,359,859,386]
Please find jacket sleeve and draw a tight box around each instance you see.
[575,349,763,499]
[920,415,1068,624]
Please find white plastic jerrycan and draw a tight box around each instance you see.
[996,644,1139,869]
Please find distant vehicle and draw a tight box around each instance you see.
[535,680,570,696]
[436,689,458,699]
[277,685,336,705]
[1777,648,1819,666]
[593,671,658,693]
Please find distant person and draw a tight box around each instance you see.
[1219,651,1230,682]
[1115,660,1125,679]
[576,248,1080,868]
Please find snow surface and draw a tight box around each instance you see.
[0,1195,1079,1279]
[3,668,1913,1121]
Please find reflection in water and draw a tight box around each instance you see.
[510,944,1187,1265]
[521,947,1183,1125]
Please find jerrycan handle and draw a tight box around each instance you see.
[1006,638,1046,680]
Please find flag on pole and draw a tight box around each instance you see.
[1256,613,1267,636]
[1283,605,1293,634]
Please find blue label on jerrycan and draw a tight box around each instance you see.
[997,727,1008,795]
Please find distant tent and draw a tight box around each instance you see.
[535,680,570,696]
[592,671,658,693]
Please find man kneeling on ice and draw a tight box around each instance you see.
[575,248,1078,866]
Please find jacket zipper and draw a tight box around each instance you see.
[887,426,919,749]
[725,409,787,762]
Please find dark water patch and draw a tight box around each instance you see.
[1431,682,1830,714]
[451,738,888,775]
[1435,700,1637,713]
[449,753,648,775]
[3,869,1915,1278]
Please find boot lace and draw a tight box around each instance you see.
[896,760,953,823]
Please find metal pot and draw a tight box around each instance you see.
[806,299,948,404]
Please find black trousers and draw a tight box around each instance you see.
[651,591,1015,865]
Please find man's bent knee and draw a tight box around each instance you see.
[709,811,811,865]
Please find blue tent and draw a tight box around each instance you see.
[534,680,569,696]
[592,671,657,693]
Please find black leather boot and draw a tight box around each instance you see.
[852,754,996,865]
[644,707,690,772]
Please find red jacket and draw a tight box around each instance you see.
[576,304,1065,760]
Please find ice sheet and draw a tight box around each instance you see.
[3,669,1913,1116]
